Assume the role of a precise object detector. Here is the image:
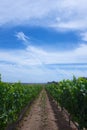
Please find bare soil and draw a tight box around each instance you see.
[16,89,77,130]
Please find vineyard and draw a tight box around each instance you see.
[0,81,42,130]
[46,76,87,130]
[0,76,87,130]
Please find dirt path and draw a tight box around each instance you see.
[16,89,77,130]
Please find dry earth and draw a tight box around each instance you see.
[16,89,77,130]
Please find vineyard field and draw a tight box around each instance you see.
[0,76,87,130]
[0,81,42,130]
[46,76,87,130]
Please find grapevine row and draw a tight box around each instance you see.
[46,76,87,130]
[0,81,42,129]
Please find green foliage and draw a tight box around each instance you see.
[0,82,42,129]
[46,77,87,130]
[0,74,1,82]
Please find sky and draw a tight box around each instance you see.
[0,0,87,83]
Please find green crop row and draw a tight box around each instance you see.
[0,81,42,129]
[46,76,87,130]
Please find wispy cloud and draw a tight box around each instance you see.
[0,32,87,67]
[0,61,87,82]
[0,41,87,82]
[16,32,29,42]
[15,32,30,46]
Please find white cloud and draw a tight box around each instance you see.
[52,20,87,31]
[0,42,87,82]
[16,32,29,42]
[0,0,58,26]
[74,44,87,55]
[0,29,87,82]
[15,32,30,46]
[51,0,87,30]
[0,61,87,82]
[80,32,87,41]
[1,31,87,66]
[0,43,87,67]
[0,0,87,30]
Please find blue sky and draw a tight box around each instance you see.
[0,0,87,83]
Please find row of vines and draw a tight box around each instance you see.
[46,76,87,130]
[0,81,42,130]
